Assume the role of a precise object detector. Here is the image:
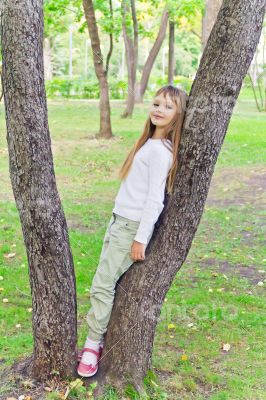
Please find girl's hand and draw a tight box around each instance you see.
[130,240,146,261]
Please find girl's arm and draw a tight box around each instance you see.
[133,147,173,246]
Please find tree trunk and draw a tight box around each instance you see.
[135,9,169,103]
[94,0,265,396]
[202,0,223,51]
[168,20,175,85]
[83,0,113,138]
[121,0,138,118]
[0,0,77,380]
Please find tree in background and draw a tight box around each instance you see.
[82,0,114,138]
[43,0,83,79]
[201,0,222,50]
[134,8,169,103]
[122,0,204,112]
[166,0,204,84]
[92,0,265,395]
[168,20,175,84]
[121,0,138,118]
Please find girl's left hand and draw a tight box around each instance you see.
[130,240,146,261]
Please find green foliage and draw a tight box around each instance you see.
[175,30,201,76]
[146,75,193,97]
[44,75,194,100]
[167,0,205,23]
[45,77,128,99]
[43,0,83,38]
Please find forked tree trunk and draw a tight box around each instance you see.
[168,20,175,85]
[202,0,223,51]
[0,0,77,379]
[83,0,113,138]
[94,0,265,396]
[134,9,169,103]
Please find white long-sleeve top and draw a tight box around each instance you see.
[112,138,173,244]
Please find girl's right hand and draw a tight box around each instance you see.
[130,240,146,261]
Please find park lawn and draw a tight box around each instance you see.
[0,90,265,399]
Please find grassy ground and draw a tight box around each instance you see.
[0,89,265,399]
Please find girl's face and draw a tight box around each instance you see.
[150,93,178,128]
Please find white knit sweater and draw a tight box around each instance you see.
[112,138,173,244]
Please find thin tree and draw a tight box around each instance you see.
[168,20,175,85]
[121,0,138,118]
[93,0,265,396]
[0,0,77,379]
[202,0,223,51]
[83,0,114,138]
[134,9,169,103]
[126,0,204,107]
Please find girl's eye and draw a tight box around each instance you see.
[166,105,172,109]
[153,103,159,106]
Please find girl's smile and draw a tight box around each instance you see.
[150,93,178,130]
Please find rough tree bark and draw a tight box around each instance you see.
[83,0,113,138]
[168,20,175,85]
[93,0,266,396]
[202,0,223,51]
[134,9,169,103]
[0,0,77,379]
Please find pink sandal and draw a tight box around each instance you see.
[77,344,103,362]
[77,347,102,378]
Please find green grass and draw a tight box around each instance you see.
[0,87,265,399]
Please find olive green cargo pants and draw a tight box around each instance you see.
[86,212,153,341]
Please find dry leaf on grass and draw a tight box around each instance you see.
[4,252,16,258]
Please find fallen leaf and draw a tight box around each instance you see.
[3,298,9,303]
[222,343,231,352]
[257,281,264,286]
[168,324,175,330]
[22,379,35,388]
[4,252,16,259]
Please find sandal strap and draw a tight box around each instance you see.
[82,347,100,357]
[79,361,98,369]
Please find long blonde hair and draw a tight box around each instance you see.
[118,85,188,195]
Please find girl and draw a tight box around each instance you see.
[77,84,187,377]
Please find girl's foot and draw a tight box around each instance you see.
[77,347,101,377]
[77,337,103,378]
[77,341,104,362]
